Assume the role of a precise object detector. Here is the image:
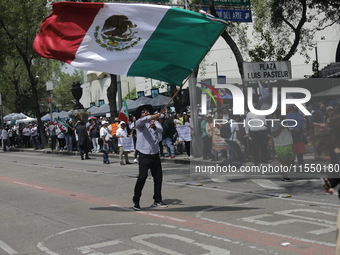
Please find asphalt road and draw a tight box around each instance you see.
[0,150,338,255]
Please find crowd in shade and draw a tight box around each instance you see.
[1,100,339,172]
[0,110,194,163]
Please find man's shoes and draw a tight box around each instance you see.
[152,201,168,208]
[103,161,110,164]
[120,162,126,165]
[133,158,138,163]
[85,157,91,159]
[126,162,132,164]
[132,202,141,211]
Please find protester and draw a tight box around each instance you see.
[201,115,212,160]
[158,114,165,157]
[132,104,167,211]
[181,113,193,159]
[287,106,306,166]
[271,112,295,181]
[128,114,139,163]
[65,119,74,152]
[75,119,90,160]
[47,121,57,150]
[116,121,131,165]
[89,118,100,153]
[56,125,66,151]
[2,125,9,152]
[100,120,111,164]
[225,114,243,166]
[161,113,176,158]
[245,104,269,165]
[31,124,41,150]
[22,124,31,148]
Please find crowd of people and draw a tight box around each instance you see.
[0,109,194,163]
[1,101,338,169]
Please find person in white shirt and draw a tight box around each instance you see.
[100,120,111,164]
[31,124,41,150]
[245,109,269,165]
[116,121,131,165]
[2,125,9,151]
[22,125,31,147]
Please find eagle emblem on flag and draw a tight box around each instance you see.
[94,15,141,51]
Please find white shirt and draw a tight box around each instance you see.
[23,127,31,137]
[31,126,38,137]
[100,126,110,141]
[245,112,267,134]
[2,129,8,139]
[116,128,128,147]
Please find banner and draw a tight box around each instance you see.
[122,136,134,151]
[177,125,192,142]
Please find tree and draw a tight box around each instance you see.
[53,69,84,111]
[208,0,338,78]
[0,0,53,146]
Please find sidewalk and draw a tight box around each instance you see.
[10,145,326,166]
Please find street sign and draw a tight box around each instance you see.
[243,61,292,81]
[201,0,250,6]
[215,9,252,23]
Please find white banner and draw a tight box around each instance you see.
[176,125,191,141]
[122,136,134,151]
[243,61,292,81]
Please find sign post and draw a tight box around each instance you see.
[243,61,292,82]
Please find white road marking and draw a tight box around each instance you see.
[132,233,230,255]
[0,240,18,255]
[13,181,43,189]
[138,211,187,223]
[251,179,285,190]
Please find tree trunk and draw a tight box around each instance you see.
[107,74,118,122]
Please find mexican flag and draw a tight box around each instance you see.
[55,116,70,132]
[33,2,227,85]
[118,101,129,124]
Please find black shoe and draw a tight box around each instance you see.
[281,178,291,182]
[81,156,84,160]
[85,157,91,159]
[132,202,141,211]
[126,162,133,164]
[152,201,168,208]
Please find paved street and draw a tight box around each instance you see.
[0,150,338,255]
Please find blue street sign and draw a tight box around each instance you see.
[212,9,252,23]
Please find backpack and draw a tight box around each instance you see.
[220,123,232,139]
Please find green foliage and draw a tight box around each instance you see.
[52,70,84,111]
[236,0,336,62]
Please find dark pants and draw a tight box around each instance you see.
[23,136,30,147]
[203,135,212,159]
[79,143,89,160]
[226,140,243,165]
[50,135,57,150]
[2,139,8,151]
[250,130,269,165]
[184,141,190,156]
[133,153,162,203]
[159,141,164,156]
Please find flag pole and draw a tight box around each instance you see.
[161,72,194,113]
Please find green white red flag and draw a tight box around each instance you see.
[118,101,129,124]
[33,2,227,85]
